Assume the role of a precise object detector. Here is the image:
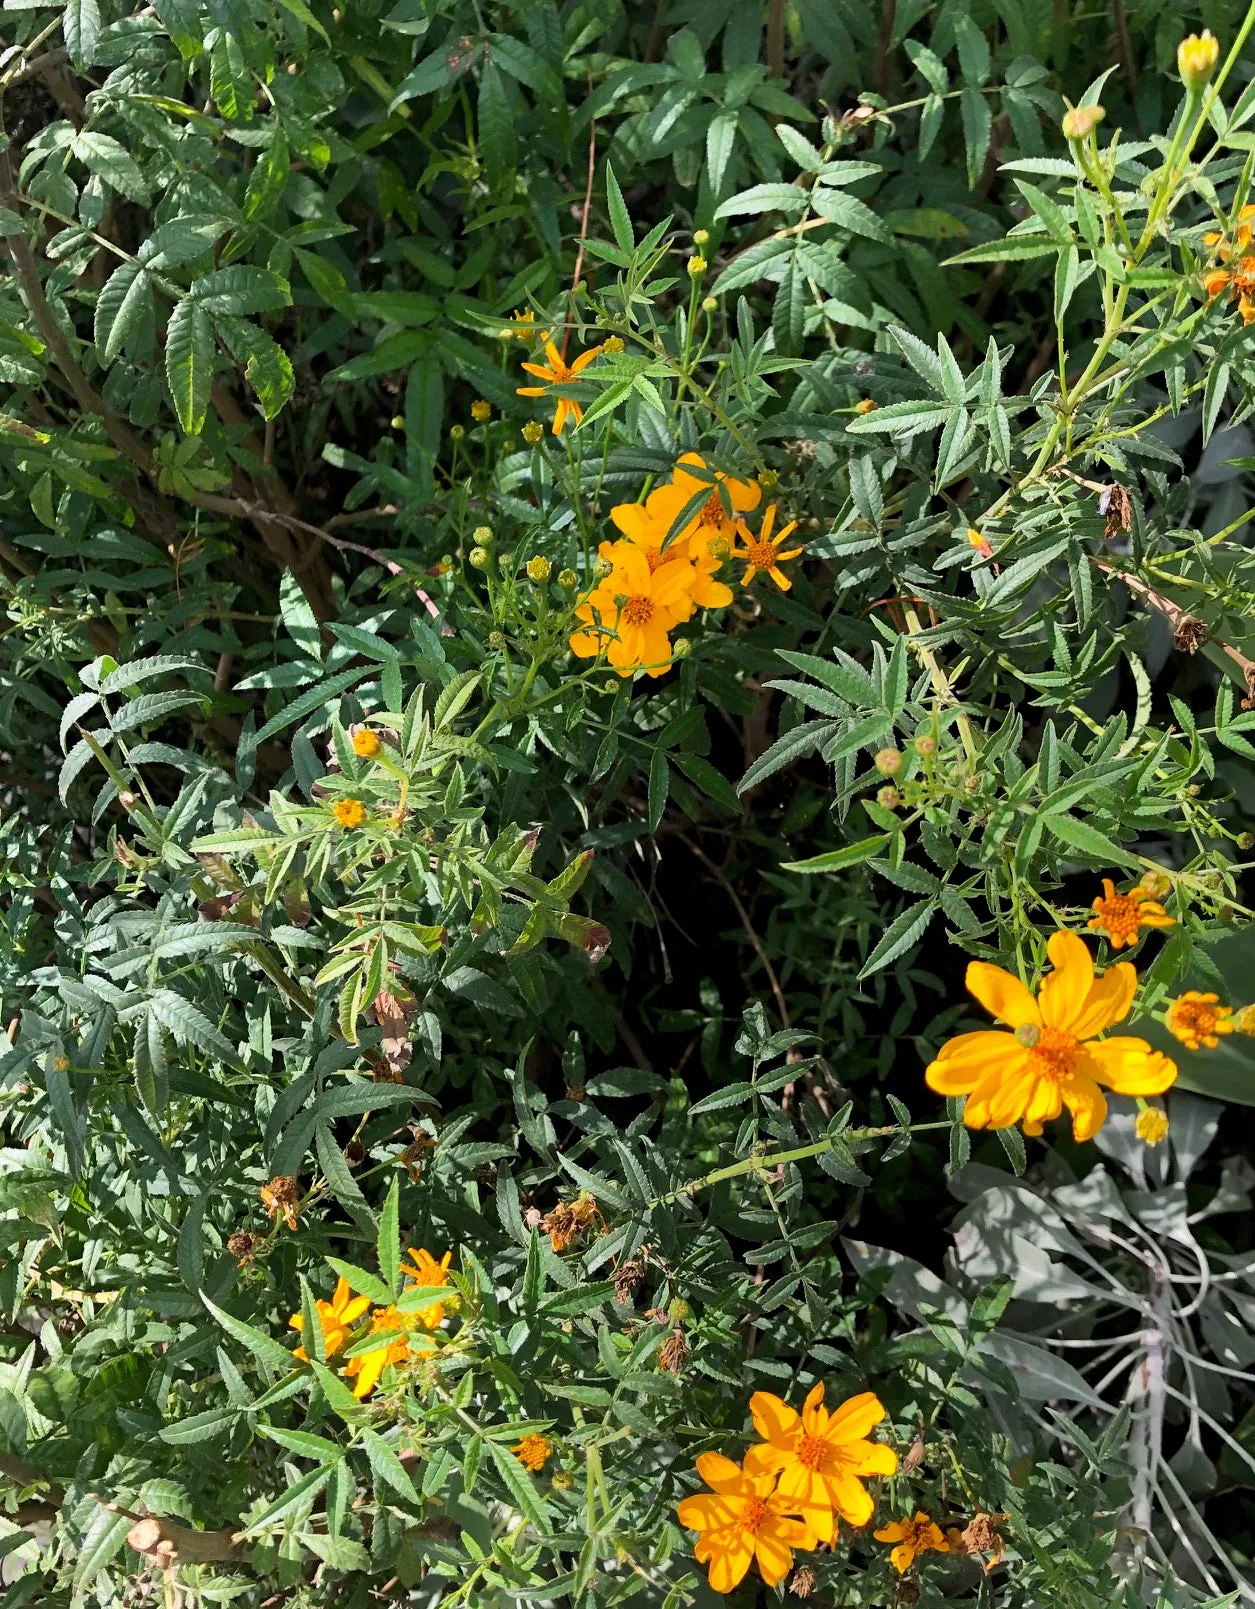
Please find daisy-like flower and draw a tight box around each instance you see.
[569,540,696,678]
[606,492,731,612]
[732,503,804,591]
[512,1433,552,1472]
[1166,990,1235,1050]
[333,798,366,828]
[288,1276,370,1363]
[676,1452,823,1594]
[516,340,604,434]
[1087,877,1174,948]
[402,1247,453,1328]
[1202,206,1255,323]
[745,1384,896,1543]
[874,1512,951,1574]
[352,728,381,759]
[924,930,1177,1143]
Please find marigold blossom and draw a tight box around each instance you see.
[745,1383,896,1543]
[333,797,366,829]
[676,1452,823,1593]
[1166,990,1235,1050]
[874,1511,951,1574]
[733,503,804,591]
[924,930,1177,1142]
[352,728,381,759]
[402,1247,453,1328]
[289,1276,370,1362]
[516,340,604,434]
[1087,877,1173,948]
[343,1305,427,1399]
[512,1433,552,1472]
[569,541,696,678]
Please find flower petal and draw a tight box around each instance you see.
[966,962,1041,1029]
[676,1493,737,1532]
[963,1064,1035,1130]
[824,1391,886,1444]
[1071,961,1137,1040]
[846,1441,898,1477]
[926,1031,1024,1095]
[1085,1039,1178,1095]
[705,1534,753,1594]
[823,1470,875,1527]
[750,1390,800,1447]
[1038,931,1094,1032]
[754,1528,795,1587]
[1060,1072,1107,1142]
[611,502,653,542]
[695,1451,748,1495]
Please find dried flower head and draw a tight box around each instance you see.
[1135,1106,1170,1146]
[613,1258,644,1304]
[658,1327,691,1374]
[227,1230,261,1268]
[260,1175,301,1231]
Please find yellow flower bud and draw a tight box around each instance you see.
[693,228,709,247]
[701,296,717,313]
[855,397,876,414]
[390,415,405,430]
[1178,30,1220,92]
[759,468,778,489]
[526,554,552,582]
[523,420,544,444]
[671,636,693,660]
[449,424,465,441]
[603,334,625,354]
[687,254,707,277]
[558,568,578,590]
[470,546,490,569]
[1061,104,1105,141]
[471,400,491,422]
[473,525,492,544]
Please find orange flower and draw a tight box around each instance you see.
[402,1247,453,1328]
[1201,208,1255,323]
[288,1277,370,1362]
[569,540,696,678]
[607,488,738,613]
[352,728,381,759]
[512,1433,551,1471]
[516,340,604,434]
[1087,877,1173,948]
[1166,991,1235,1050]
[732,503,804,591]
[925,931,1177,1142]
[343,1305,433,1399]
[746,1384,896,1543]
[875,1512,951,1573]
[333,798,366,828]
[676,1453,823,1593]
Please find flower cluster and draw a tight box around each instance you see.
[677,1385,895,1591]
[288,1248,452,1399]
[569,454,802,677]
[1203,204,1255,324]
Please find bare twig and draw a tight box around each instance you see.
[680,836,789,1030]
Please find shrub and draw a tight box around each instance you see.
[1,1,1254,1605]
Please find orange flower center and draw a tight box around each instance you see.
[700,489,727,526]
[1027,1026,1080,1081]
[1095,892,1142,940]
[744,539,777,570]
[796,1433,828,1471]
[642,546,664,572]
[741,1496,770,1534]
[623,595,654,625]
[1173,999,1220,1038]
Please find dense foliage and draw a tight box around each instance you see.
[2,0,1255,1605]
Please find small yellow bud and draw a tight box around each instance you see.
[523,420,544,444]
[874,747,903,775]
[855,397,876,414]
[470,546,490,569]
[1140,868,1173,899]
[706,534,730,562]
[668,1297,691,1323]
[1135,1107,1170,1147]
[390,415,405,430]
[876,784,900,810]
[701,295,717,313]
[471,399,491,422]
[1015,1023,1042,1048]
[693,228,709,247]
[352,728,381,759]
[1178,30,1220,92]
[1235,1004,1255,1038]
[526,554,552,583]
[671,636,693,660]
[498,327,515,341]
[449,424,465,441]
[550,1470,574,1492]
[594,555,614,579]
[1061,104,1105,141]
[603,334,625,354]
[759,468,778,489]
[558,568,578,590]
[472,525,492,544]
[687,254,707,277]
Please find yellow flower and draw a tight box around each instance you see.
[471,399,491,422]
[569,540,696,678]
[676,1452,822,1594]
[333,798,366,828]
[289,1276,370,1362]
[512,1433,551,1472]
[352,728,381,759]
[1178,30,1220,91]
[874,1512,951,1574]
[745,1384,896,1544]
[516,340,604,434]
[526,554,552,583]
[1135,1106,1170,1146]
[1166,990,1235,1051]
[343,1305,425,1399]
[733,503,804,591]
[608,497,732,613]
[402,1247,453,1328]
[603,334,625,354]
[924,930,1177,1143]
[670,452,761,542]
[855,397,876,415]
[1087,877,1174,948]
